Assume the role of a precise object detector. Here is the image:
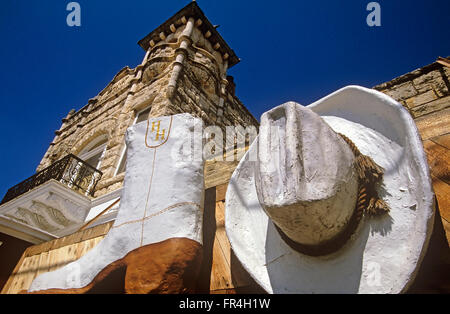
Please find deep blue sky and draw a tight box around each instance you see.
[0,0,449,197]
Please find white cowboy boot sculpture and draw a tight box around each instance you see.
[27,113,205,294]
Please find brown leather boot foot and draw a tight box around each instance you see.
[124,238,203,294]
[22,238,202,294]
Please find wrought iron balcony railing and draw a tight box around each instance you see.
[1,154,103,205]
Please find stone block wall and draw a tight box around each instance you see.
[374,61,450,119]
[37,67,137,197]
[374,59,450,245]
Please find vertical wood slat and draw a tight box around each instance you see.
[209,196,255,293]
[1,222,113,294]
[18,255,40,293]
[6,254,40,294]
[36,251,51,278]
[210,236,233,291]
[0,246,30,294]
[209,200,232,291]
[422,134,450,243]
[423,138,450,185]
[5,257,30,294]
[3,236,105,294]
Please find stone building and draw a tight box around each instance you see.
[0,3,448,294]
[0,2,258,242]
[38,3,258,196]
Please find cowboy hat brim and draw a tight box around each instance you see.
[225,86,435,294]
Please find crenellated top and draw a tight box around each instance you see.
[137,1,239,69]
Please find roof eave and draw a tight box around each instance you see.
[137,2,240,68]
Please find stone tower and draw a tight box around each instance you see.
[137,2,250,126]
[36,2,258,198]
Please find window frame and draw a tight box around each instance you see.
[78,135,108,170]
[113,106,151,176]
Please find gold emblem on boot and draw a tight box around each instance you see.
[145,117,172,148]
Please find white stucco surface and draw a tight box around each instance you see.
[225,86,435,294]
[255,103,358,246]
[29,113,205,292]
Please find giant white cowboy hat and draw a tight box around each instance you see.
[225,86,435,294]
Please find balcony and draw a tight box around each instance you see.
[0,155,103,243]
[1,154,102,205]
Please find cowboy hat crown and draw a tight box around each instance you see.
[255,103,359,248]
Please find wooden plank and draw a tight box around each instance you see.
[431,133,450,150]
[432,175,450,223]
[415,108,450,141]
[205,161,239,189]
[210,200,234,292]
[21,222,112,258]
[195,187,217,293]
[64,243,81,266]
[209,201,255,292]
[215,202,226,228]
[216,227,252,288]
[209,236,233,291]
[53,245,77,270]
[47,246,68,273]
[1,247,30,294]
[59,229,86,248]
[3,235,107,294]
[6,254,40,294]
[216,183,228,202]
[206,174,234,190]
[422,138,450,242]
[215,203,230,267]
[17,254,41,293]
[87,237,104,254]
[80,222,113,242]
[26,240,53,258]
[75,239,92,260]
[442,218,450,245]
[5,257,32,294]
[35,251,51,278]
[423,140,450,185]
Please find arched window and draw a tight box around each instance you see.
[115,107,151,175]
[78,135,108,170]
[61,135,108,197]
